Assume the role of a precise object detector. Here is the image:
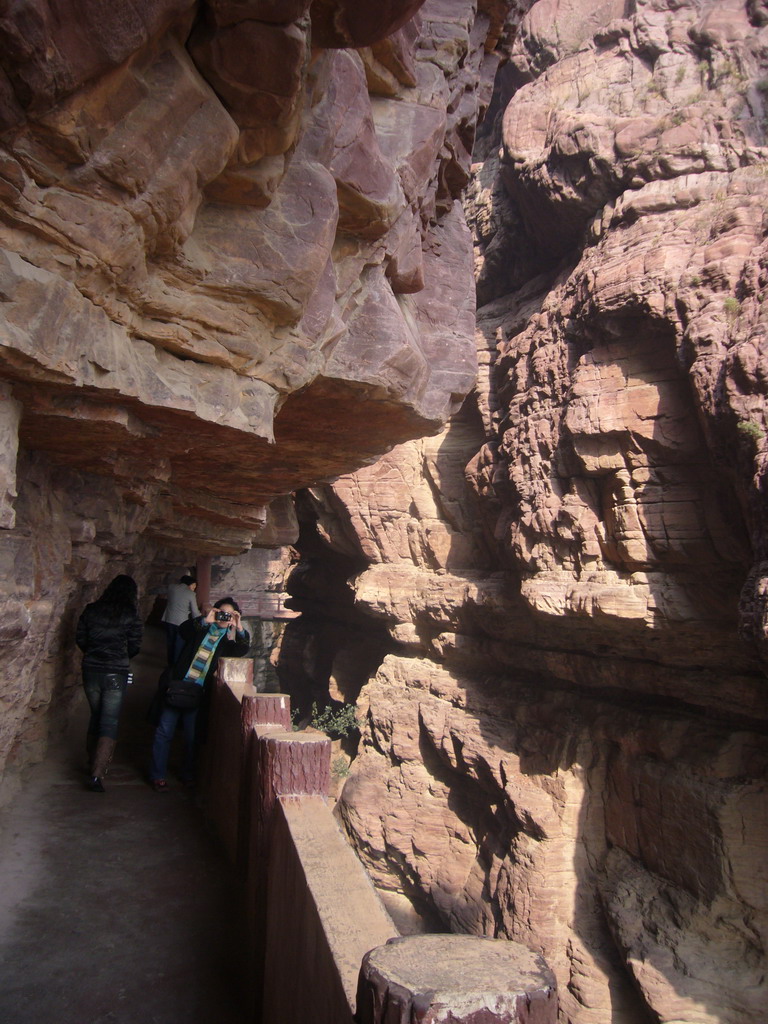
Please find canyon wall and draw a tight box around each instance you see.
[0,0,503,789]
[2,1,767,1022]
[283,2,768,1023]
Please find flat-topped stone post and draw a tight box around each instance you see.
[237,692,292,871]
[245,711,332,1023]
[356,934,557,1023]
[241,692,291,731]
[201,656,255,860]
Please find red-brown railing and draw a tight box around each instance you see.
[202,658,558,1024]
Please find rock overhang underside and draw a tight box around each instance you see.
[0,0,494,553]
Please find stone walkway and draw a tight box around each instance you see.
[0,627,248,1024]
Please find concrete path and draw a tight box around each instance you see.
[0,627,248,1024]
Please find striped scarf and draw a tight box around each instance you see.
[183,623,228,686]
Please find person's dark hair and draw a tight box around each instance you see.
[214,596,240,613]
[95,574,138,620]
[179,575,196,586]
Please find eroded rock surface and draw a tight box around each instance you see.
[0,0,482,538]
[0,0,498,785]
[281,2,768,1022]
[3,1,767,1021]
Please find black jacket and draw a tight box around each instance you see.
[148,616,251,728]
[76,602,143,674]
[171,616,251,680]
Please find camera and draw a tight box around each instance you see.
[215,610,233,622]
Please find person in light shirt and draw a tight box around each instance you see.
[161,574,199,665]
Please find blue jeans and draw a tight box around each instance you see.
[82,671,127,741]
[150,705,198,782]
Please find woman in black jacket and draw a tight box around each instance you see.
[76,574,143,792]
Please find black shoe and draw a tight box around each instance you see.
[87,776,105,793]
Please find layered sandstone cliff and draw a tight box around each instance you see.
[0,0,495,784]
[281,2,768,1022]
[2,1,767,1022]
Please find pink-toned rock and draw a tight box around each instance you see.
[310,0,425,48]
[694,0,753,46]
[0,0,486,796]
[187,156,338,324]
[371,92,446,205]
[400,202,477,423]
[188,17,308,161]
[6,36,239,274]
[0,383,19,529]
[383,206,425,294]
[298,49,408,240]
[326,401,487,573]
[513,0,627,74]
[4,4,767,1023]
[205,0,311,27]
[500,0,762,262]
[323,264,429,402]
[204,153,286,207]
[359,21,420,97]
[0,65,24,131]
[325,52,406,239]
[0,0,196,111]
[289,5,768,1024]
[296,255,339,342]
[337,648,768,1024]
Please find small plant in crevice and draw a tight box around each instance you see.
[331,755,351,780]
[310,701,360,739]
[737,420,765,445]
[713,58,746,87]
[723,296,741,321]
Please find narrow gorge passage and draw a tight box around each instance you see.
[1,1,767,1022]
[0,628,247,1024]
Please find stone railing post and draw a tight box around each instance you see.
[243,703,331,1023]
[242,692,291,731]
[356,935,558,1024]
[200,657,255,860]
[237,693,292,872]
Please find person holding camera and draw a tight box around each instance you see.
[148,596,250,792]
